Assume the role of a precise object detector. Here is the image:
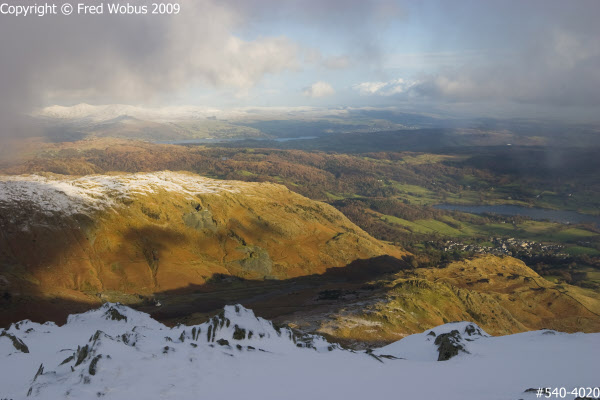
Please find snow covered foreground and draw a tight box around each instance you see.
[0,304,598,400]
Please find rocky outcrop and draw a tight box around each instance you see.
[0,330,29,353]
[289,256,600,345]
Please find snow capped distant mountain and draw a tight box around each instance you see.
[37,104,224,122]
[1,304,598,400]
[35,103,356,123]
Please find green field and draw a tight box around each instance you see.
[564,246,600,256]
[381,211,598,243]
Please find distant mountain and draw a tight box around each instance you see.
[32,104,446,142]
[37,103,222,122]
[35,104,360,123]
[34,104,269,141]
[1,303,598,399]
[31,104,600,146]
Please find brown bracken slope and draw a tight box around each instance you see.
[0,171,405,325]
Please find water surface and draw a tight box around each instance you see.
[434,204,600,228]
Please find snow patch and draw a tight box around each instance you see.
[0,171,239,216]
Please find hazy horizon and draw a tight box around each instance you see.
[2,0,600,143]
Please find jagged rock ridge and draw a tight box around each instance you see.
[0,303,598,400]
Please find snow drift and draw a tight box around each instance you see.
[0,303,598,400]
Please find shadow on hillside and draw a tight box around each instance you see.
[0,208,198,326]
[0,253,412,328]
[0,296,101,328]
[146,255,412,323]
[0,206,184,327]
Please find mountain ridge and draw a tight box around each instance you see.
[1,303,598,400]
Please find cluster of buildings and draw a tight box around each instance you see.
[437,237,566,258]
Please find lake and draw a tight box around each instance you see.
[433,204,600,228]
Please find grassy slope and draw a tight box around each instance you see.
[0,172,406,327]
[303,256,600,345]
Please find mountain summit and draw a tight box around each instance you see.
[1,303,598,400]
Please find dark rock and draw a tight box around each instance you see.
[464,324,484,337]
[434,330,468,361]
[89,355,102,375]
[182,209,217,232]
[232,325,246,340]
[75,345,90,366]
[0,330,30,353]
[233,245,273,276]
[103,307,127,322]
[59,355,75,365]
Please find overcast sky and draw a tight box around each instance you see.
[1,0,599,125]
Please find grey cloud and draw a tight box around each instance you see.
[0,0,298,142]
[409,32,600,106]
[322,55,352,70]
[230,0,406,69]
[303,50,353,70]
[228,0,404,28]
[404,1,600,107]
